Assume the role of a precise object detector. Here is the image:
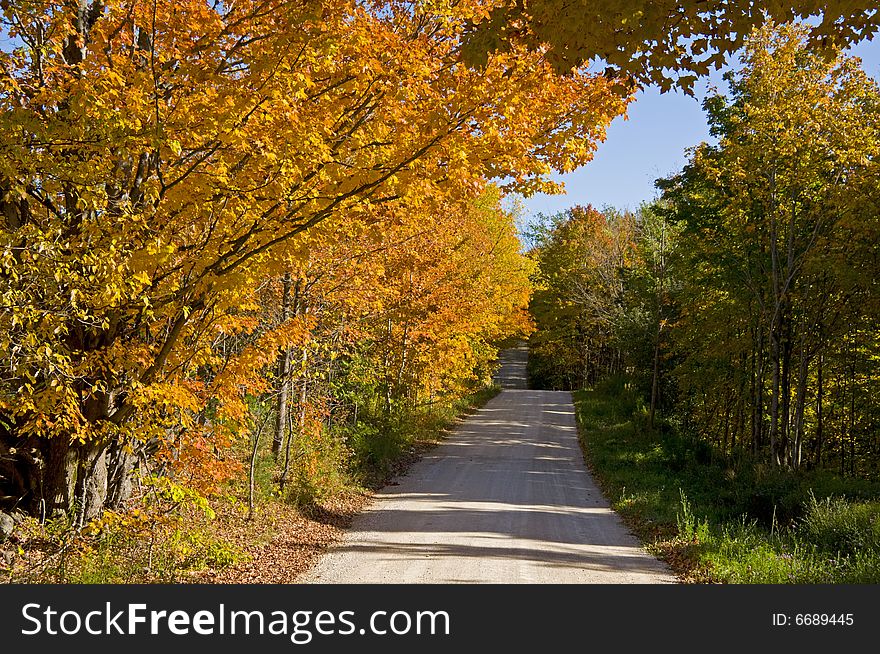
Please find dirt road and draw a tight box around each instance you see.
[299,344,674,583]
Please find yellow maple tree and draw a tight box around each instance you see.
[0,0,629,519]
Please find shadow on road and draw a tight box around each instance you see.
[301,344,674,583]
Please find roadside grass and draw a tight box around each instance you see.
[3,384,500,583]
[574,377,880,583]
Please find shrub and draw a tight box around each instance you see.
[798,494,880,556]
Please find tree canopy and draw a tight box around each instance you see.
[462,1,880,91]
[0,0,627,521]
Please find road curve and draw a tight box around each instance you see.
[299,344,675,583]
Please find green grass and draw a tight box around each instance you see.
[6,504,246,584]
[574,378,880,583]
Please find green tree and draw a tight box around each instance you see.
[659,24,880,468]
[618,203,682,428]
[527,206,636,389]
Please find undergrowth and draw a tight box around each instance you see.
[574,377,880,583]
[2,384,499,583]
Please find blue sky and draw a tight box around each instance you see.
[518,37,880,220]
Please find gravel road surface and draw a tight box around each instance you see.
[300,344,674,583]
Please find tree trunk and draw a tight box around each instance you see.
[649,314,661,429]
[814,355,824,467]
[105,442,135,509]
[383,317,393,416]
[272,274,295,458]
[769,325,781,466]
[396,321,409,402]
[40,437,79,519]
[849,358,856,477]
[751,322,765,456]
[75,444,108,527]
[248,416,269,521]
[790,342,809,470]
[722,392,732,455]
[779,313,793,465]
[280,342,309,492]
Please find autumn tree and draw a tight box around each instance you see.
[0,0,629,519]
[658,24,880,468]
[527,206,636,389]
[235,184,534,499]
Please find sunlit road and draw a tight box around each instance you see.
[299,343,675,583]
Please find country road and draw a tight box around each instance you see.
[299,344,674,583]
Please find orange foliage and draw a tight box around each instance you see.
[0,0,630,515]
